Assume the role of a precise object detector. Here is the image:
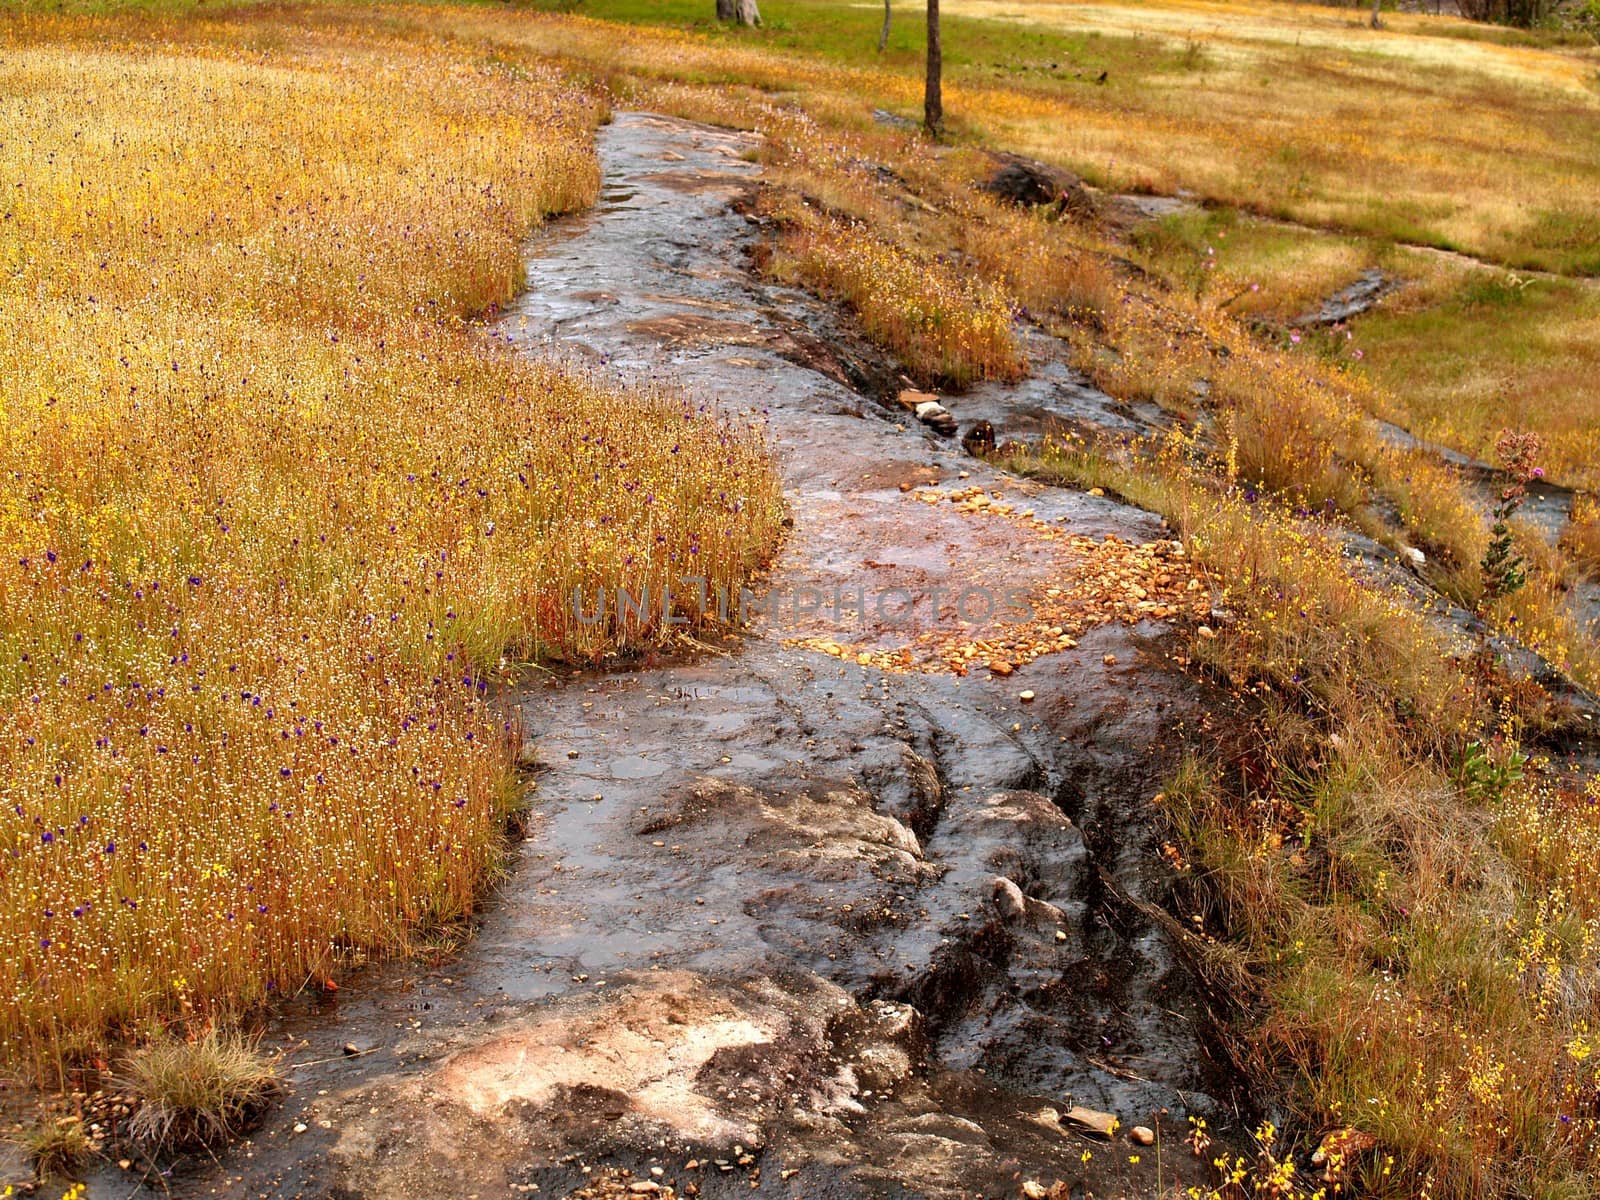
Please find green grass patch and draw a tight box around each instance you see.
[1354,270,1600,489]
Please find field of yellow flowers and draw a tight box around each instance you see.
[0,10,781,1073]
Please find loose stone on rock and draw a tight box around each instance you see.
[1063,1106,1119,1137]
[962,420,997,457]
[914,400,957,436]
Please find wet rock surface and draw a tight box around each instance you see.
[1291,268,1399,327]
[953,330,1172,450]
[173,114,1249,1200]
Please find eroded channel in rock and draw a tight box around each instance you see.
[189,113,1252,1200]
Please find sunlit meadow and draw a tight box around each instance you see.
[6,0,1600,1192]
[0,12,782,1072]
[429,0,1600,275]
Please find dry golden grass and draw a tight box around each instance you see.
[766,201,1025,386]
[0,9,781,1073]
[1129,205,1600,494]
[1019,433,1476,729]
[9,3,1597,1193]
[123,1030,283,1151]
[941,0,1600,274]
[1354,268,1600,491]
[462,0,1600,582]
[1175,731,1600,1200]
[1012,433,1600,1199]
[20,1115,92,1181]
[543,12,1600,702]
[393,6,1600,1195]
[1561,496,1600,579]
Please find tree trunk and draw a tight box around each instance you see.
[1370,0,1381,29]
[879,0,891,51]
[735,0,761,24]
[924,0,943,137]
[716,0,735,21]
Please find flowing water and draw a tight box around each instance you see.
[155,113,1252,1200]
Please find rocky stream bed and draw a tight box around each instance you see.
[123,112,1270,1200]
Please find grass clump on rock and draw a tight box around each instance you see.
[124,1031,284,1153]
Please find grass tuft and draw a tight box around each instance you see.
[124,1030,284,1153]
[21,1115,93,1180]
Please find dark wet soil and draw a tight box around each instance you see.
[108,113,1261,1200]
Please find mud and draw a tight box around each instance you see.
[138,114,1256,1200]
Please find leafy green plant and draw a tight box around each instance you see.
[1455,739,1528,803]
